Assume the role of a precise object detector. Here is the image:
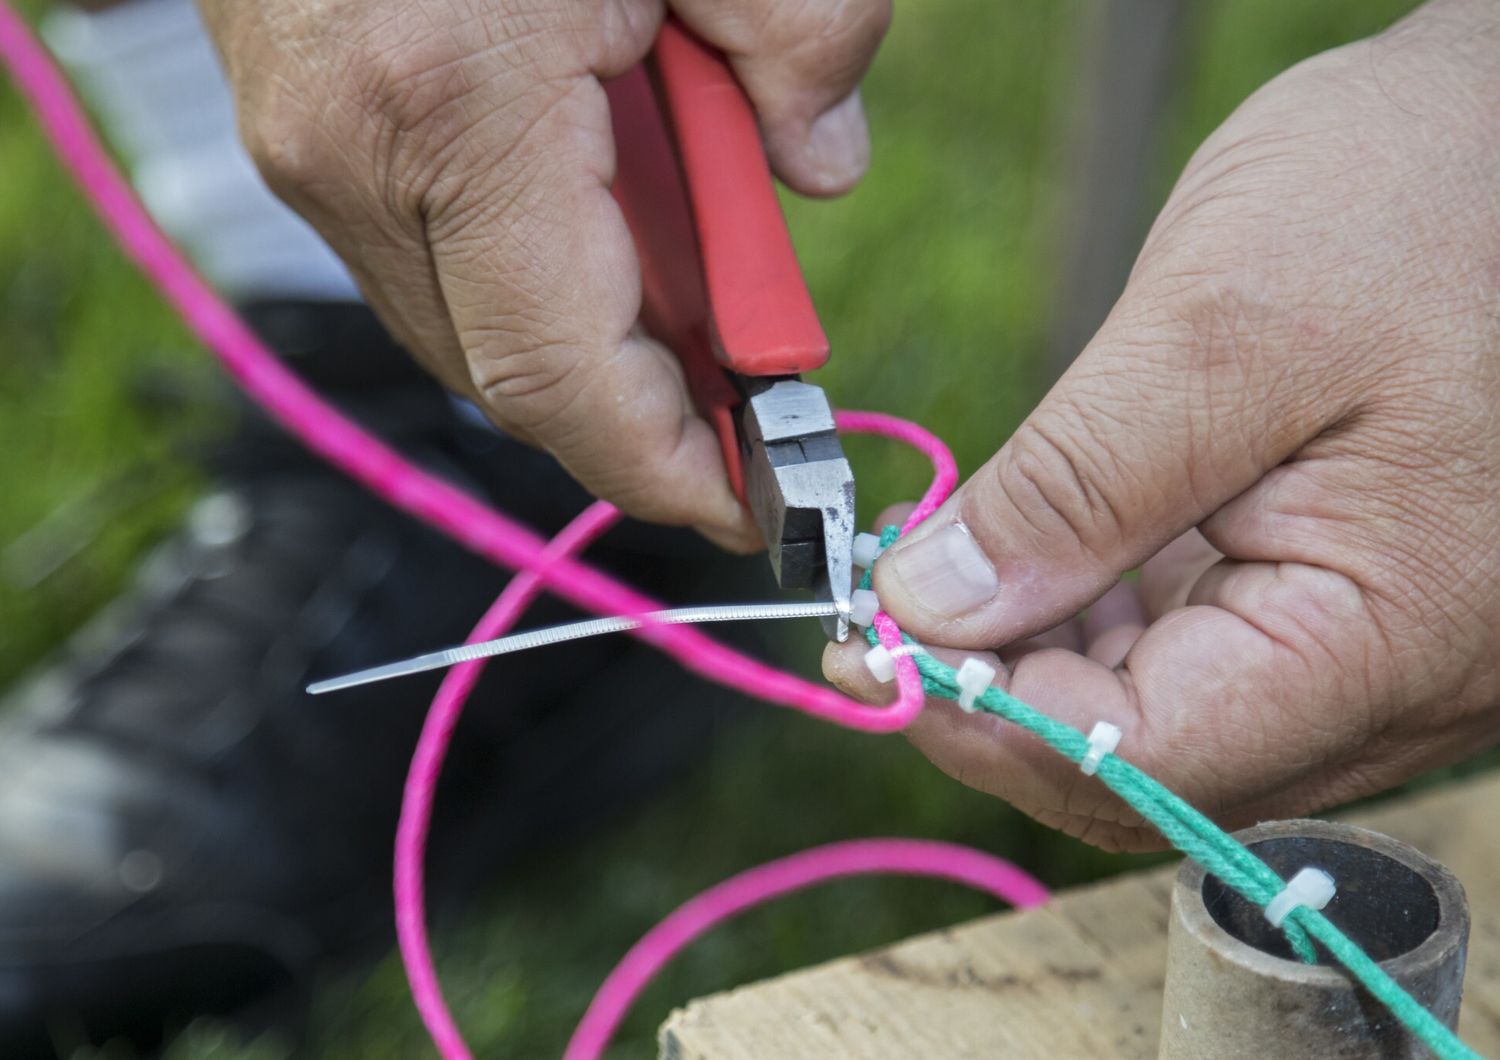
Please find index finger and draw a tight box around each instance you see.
[421,63,760,545]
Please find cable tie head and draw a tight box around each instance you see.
[1264,867,1337,928]
[955,657,996,712]
[853,532,886,569]
[864,641,927,683]
[1079,720,1122,776]
[864,644,896,683]
[849,588,880,628]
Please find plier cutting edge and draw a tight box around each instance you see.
[607,18,858,642]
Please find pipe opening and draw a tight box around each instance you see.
[1201,835,1440,965]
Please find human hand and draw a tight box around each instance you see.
[197,0,890,549]
[826,0,1500,851]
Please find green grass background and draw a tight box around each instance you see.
[0,1,1428,1057]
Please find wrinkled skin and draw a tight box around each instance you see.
[197,0,890,550]
[200,0,1500,853]
[826,0,1500,851]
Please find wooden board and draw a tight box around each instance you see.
[660,772,1500,1058]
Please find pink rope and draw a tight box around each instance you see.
[393,417,967,1058]
[397,501,623,1060]
[0,2,928,734]
[0,11,1051,1058]
[563,838,1049,1060]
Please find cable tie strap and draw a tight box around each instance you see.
[955,657,996,712]
[1264,867,1336,928]
[1079,721,1122,776]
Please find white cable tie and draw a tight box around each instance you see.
[863,641,926,684]
[849,588,880,628]
[308,599,842,694]
[955,657,996,713]
[1079,721,1122,776]
[864,644,896,683]
[1264,867,1336,928]
[852,532,886,569]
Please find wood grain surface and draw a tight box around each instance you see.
[660,773,1500,1058]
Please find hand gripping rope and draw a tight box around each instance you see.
[0,9,1478,1057]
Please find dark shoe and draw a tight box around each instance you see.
[0,302,766,1056]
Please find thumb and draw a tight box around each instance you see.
[874,289,1349,648]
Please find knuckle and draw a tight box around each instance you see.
[350,35,484,195]
[241,89,333,202]
[419,80,584,232]
[800,0,892,54]
[997,412,1131,561]
[470,329,583,420]
[471,334,681,520]
[787,0,891,82]
[351,4,562,122]
[343,8,580,211]
[723,0,890,72]
[355,30,483,130]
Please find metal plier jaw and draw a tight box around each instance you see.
[606,22,856,640]
[740,378,856,642]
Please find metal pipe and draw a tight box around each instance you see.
[1159,819,1469,1058]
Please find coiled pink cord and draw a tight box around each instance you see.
[0,9,1050,1057]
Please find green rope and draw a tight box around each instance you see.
[863,526,1477,1059]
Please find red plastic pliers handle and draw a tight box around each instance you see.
[605,18,829,501]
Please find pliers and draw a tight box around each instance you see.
[606,19,857,642]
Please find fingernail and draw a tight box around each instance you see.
[883,523,998,618]
[806,91,869,187]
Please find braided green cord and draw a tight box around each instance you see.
[863,527,1477,1059]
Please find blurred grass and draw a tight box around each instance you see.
[0,1,1425,1057]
